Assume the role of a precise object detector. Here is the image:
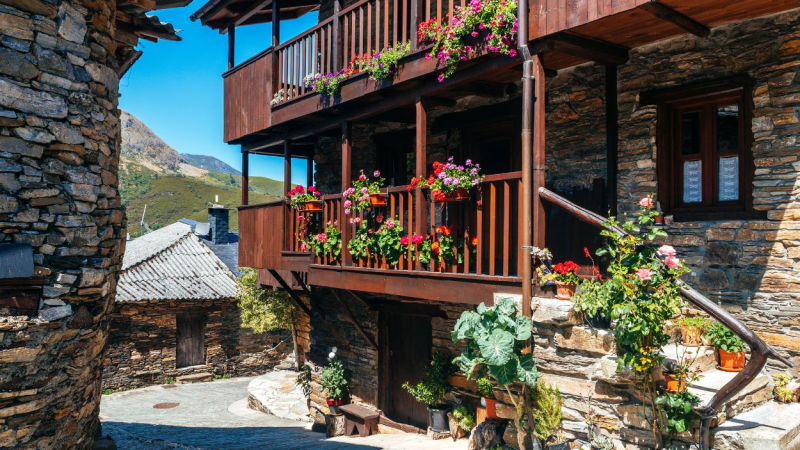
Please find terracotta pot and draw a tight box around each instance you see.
[301,200,323,212]
[433,187,471,203]
[654,215,664,225]
[718,349,746,372]
[367,193,386,207]
[664,373,686,392]
[327,398,344,414]
[481,397,499,420]
[555,282,577,300]
[680,325,704,347]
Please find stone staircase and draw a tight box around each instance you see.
[711,402,800,450]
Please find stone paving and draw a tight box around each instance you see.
[100,377,467,450]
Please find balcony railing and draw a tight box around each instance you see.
[283,171,523,278]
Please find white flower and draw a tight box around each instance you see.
[331,346,338,352]
[329,352,336,359]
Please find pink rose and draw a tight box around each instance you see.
[657,245,676,257]
[664,256,680,269]
[635,268,653,281]
[639,197,653,209]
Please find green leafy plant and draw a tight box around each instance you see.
[452,405,476,431]
[236,268,298,333]
[344,170,386,215]
[320,358,348,401]
[705,322,747,353]
[311,223,342,261]
[102,389,113,395]
[530,382,562,443]
[365,42,411,81]
[774,372,794,403]
[476,376,494,398]
[296,364,313,398]
[348,224,377,262]
[432,225,465,268]
[573,278,613,320]
[376,216,406,266]
[402,352,455,407]
[655,390,700,438]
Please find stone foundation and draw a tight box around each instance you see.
[103,300,292,391]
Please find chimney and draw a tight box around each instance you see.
[208,205,230,245]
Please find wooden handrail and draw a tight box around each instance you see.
[274,16,336,52]
[537,186,792,450]
[238,199,285,210]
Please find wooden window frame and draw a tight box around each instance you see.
[644,78,761,222]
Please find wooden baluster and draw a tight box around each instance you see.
[383,0,389,48]
[351,13,356,61]
[376,0,381,50]
[409,191,415,271]
[436,0,441,22]
[489,182,496,276]
[395,0,400,45]
[450,203,457,274]
[429,199,436,272]
[463,203,469,275]
[503,180,510,277]
[517,179,523,276]
[367,2,372,56]
[398,192,405,270]
[343,15,349,64]
[359,7,364,57]
[476,187,483,275]
[332,0,341,72]
[409,0,418,50]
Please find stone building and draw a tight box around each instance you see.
[0,0,186,447]
[205,0,800,448]
[103,214,290,391]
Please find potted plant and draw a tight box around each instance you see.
[417,158,483,202]
[402,352,456,433]
[320,356,348,414]
[476,376,499,420]
[344,170,386,214]
[449,405,475,440]
[675,316,709,347]
[375,216,406,267]
[531,382,565,449]
[573,278,612,329]
[288,184,323,211]
[311,222,342,263]
[706,322,747,372]
[538,261,581,300]
[773,372,795,403]
[654,390,701,440]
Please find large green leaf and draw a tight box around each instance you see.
[489,358,518,386]
[514,316,533,341]
[453,351,481,378]
[477,329,514,366]
[452,311,480,342]
[495,298,516,317]
[516,353,540,387]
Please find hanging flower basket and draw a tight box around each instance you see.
[301,200,323,212]
[367,193,387,207]
[433,187,471,203]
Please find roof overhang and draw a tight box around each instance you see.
[191,0,320,32]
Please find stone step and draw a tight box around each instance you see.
[688,369,771,426]
[247,370,312,423]
[711,402,800,450]
[176,372,213,384]
[660,343,717,374]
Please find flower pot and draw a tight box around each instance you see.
[680,325,704,347]
[555,282,577,300]
[664,373,686,393]
[480,397,499,420]
[433,187,471,203]
[327,398,344,414]
[718,349,746,372]
[428,405,451,433]
[301,200,323,212]
[367,193,386,207]
[585,312,611,329]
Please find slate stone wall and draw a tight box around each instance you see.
[102,300,291,391]
[0,0,124,447]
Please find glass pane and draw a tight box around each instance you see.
[683,160,702,203]
[681,111,701,155]
[719,156,739,201]
[717,104,739,152]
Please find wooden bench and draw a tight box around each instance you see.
[339,404,380,437]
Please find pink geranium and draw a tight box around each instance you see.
[639,197,653,209]
[657,245,676,257]
[400,236,409,246]
[635,268,653,281]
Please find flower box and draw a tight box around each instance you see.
[367,193,386,207]
[555,282,577,301]
[433,187,470,203]
[718,349,745,372]
[301,200,323,212]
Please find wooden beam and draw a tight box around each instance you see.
[420,96,456,108]
[116,49,142,78]
[268,269,312,316]
[329,288,378,351]
[227,26,235,70]
[414,98,427,271]
[641,1,710,38]
[242,150,249,206]
[452,81,516,98]
[549,33,629,65]
[341,122,352,266]
[272,0,280,46]
[291,271,312,297]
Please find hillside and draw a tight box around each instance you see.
[119,111,283,231]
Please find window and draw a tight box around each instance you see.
[648,80,756,220]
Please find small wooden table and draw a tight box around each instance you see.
[339,404,380,437]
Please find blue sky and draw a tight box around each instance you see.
[119,1,317,185]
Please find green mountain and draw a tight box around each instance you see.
[119,111,283,232]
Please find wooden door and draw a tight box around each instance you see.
[176,313,205,368]
[384,312,432,429]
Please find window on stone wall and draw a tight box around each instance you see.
[646,79,756,220]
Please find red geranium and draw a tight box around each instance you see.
[553,261,580,275]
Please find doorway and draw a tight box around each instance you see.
[380,311,432,429]
[176,313,205,368]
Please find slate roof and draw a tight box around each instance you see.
[117,222,237,302]
[179,218,241,277]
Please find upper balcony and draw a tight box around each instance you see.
[200,0,799,144]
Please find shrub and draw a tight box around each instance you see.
[402,353,455,407]
[706,322,747,353]
[530,382,562,443]
[320,358,348,401]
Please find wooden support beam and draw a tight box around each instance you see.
[532,54,546,252]
[345,289,371,310]
[452,81,517,98]
[329,288,377,351]
[233,0,272,27]
[283,140,292,195]
[306,153,314,188]
[268,269,312,316]
[606,65,618,216]
[641,2,710,38]
[117,49,142,78]
[341,122,352,266]
[548,33,629,66]
[271,0,280,46]
[420,96,457,108]
[227,26,235,70]
[242,150,249,206]
[291,271,312,297]
[414,98,427,271]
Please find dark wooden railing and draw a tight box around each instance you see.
[537,187,793,450]
[238,201,286,269]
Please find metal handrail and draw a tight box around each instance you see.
[537,187,793,449]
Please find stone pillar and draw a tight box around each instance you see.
[0,0,125,448]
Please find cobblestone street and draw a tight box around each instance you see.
[100,377,466,450]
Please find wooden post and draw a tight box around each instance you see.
[606,64,618,216]
[242,150,249,206]
[271,0,281,95]
[532,55,546,252]
[332,0,342,71]
[410,0,423,51]
[284,141,292,195]
[306,153,314,188]
[341,122,352,266]
[415,98,427,270]
[521,60,533,324]
[227,26,236,70]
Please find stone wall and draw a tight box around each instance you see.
[0,0,124,448]
[103,300,291,391]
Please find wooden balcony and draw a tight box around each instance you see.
[239,173,528,302]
